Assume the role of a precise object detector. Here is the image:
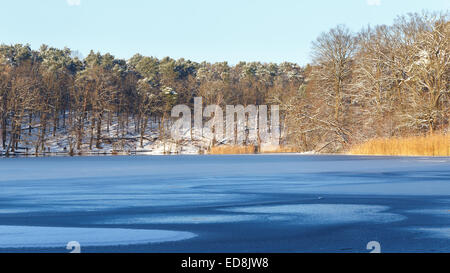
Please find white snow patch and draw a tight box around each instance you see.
[100,214,263,225]
[407,209,450,217]
[222,204,405,225]
[0,226,196,248]
[97,214,294,225]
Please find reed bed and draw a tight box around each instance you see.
[260,145,298,154]
[350,134,450,156]
[208,145,298,155]
[209,145,256,155]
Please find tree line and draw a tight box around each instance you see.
[0,11,448,155]
[0,41,303,155]
[283,11,449,152]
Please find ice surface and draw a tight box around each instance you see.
[99,214,265,225]
[0,226,196,248]
[413,228,450,239]
[407,209,450,217]
[223,204,405,225]
[0,155,448,252]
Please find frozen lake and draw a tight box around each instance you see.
[0,155,449,253]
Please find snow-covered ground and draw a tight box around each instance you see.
[0,115,292,156]
[0,116,205,155]
[0,226,195,248]
[0,155,448,252]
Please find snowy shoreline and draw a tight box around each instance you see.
[0,151,317,157]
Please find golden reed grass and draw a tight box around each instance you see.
[208,145,298,155]
[349,134,450,156]
[260,146,298,154]
[209,145,257,155]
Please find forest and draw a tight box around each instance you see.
[0,11,448,156]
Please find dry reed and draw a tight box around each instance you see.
[209,145,256,155]
[208,145,298,155]
[349,134,450,156]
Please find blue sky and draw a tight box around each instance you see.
[0,0,448,65]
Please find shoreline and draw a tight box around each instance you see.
[1,151,449,158]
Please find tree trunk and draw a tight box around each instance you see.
[96,113,102,149]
